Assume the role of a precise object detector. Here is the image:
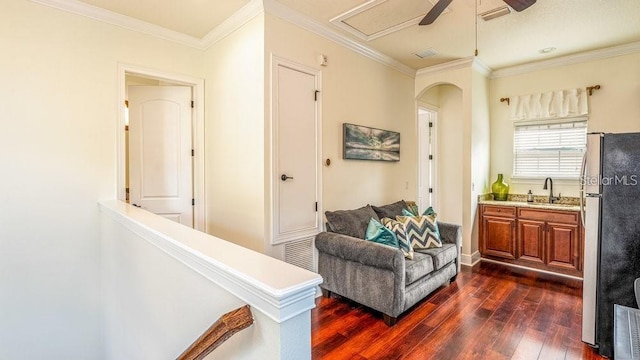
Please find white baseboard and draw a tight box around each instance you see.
[460,251,481,267]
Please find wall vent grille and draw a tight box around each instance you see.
[415,48,438,59]
[284,238,314,272]
[479,6,511,21]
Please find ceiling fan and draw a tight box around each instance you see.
[419,0,536,25]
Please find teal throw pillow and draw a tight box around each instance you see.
[402,208,415,216]
[365,218,399,248]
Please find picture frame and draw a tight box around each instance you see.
[343,123,400,162]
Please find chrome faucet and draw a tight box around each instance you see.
[543,177,561,204]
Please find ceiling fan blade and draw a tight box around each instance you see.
[419,0,453,26]
[502,0,536,12]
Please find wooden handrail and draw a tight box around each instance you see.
[177,305,254,360]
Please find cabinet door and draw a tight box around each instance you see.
[517,219,545,264]
[482,216,517,259]
[546,222,580,271]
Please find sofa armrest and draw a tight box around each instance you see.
[315,232,404,272]
[439,221,462,248]
[439,221,462,272]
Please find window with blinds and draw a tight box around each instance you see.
[513,119,587,178]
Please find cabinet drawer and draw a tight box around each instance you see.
[517,208,579,224]
[483,205,516,217]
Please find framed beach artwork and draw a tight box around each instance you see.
[343,123,400,162]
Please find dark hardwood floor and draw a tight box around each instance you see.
[311,261,605,360]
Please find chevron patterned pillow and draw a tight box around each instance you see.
[405,203,420,217]
[396,210,442,249]
[381,217,414,260]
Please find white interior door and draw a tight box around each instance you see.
[418,106,437,213]
[273,60,321,244]
[128,85,193,227]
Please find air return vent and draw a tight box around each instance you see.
[284,238,314,272]
[479,6,511,21]
[415,48,438,59]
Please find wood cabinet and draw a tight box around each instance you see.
[546,222,580,272]
[481,207,517,260]
[517,219,545,264]
[479,204,583,277]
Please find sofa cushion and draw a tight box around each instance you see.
[415,243,457,270]
[405,252,435,285]
[325,205,379,239]
[371,200,407,219]
[381,217,414,260]
[365,218,399,248]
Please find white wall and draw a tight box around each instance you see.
[204,14,266,252]
[102,214,271,359]
[202,11,416,255]
[0,1,203,358]
[415,63,478,261]
[490,52,640,197]
[264,14,416,238]
[470,69,491,255]
[100,204,318,360]
[419,85,464,226]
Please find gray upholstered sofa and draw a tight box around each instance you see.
[315,201,462,326]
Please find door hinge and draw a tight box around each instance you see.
[429,188,433,193]
[429,155,433,160]
[429,122,433,128]
[191,100,194,108]
[192,198,195,206]
[315,90,320,101]
[315,202,318,212]
[191,149,194,157]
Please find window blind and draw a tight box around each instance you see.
[513,119,587,178]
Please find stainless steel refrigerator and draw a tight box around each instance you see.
[581,132,640,358]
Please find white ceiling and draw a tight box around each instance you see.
[78,0,252,38]
[74,0,640,70]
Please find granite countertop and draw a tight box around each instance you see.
[478,200,580,212]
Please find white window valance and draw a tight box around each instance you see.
[509,88,589,121]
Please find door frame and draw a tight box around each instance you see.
[269,55,323,245]
[117,63,205,231]
[417,103,438,212]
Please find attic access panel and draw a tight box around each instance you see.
[330,0,449,41]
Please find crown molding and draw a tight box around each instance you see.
[30,0,263,50]
[416,57,475,77]
[472,58,493,77]
[200,0,264,49]
[262,0,416,78]
[491,41,640,79]
[31,0,416,76]
[415,57,494,78]
[30,0,203,48]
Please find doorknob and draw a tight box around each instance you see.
[281,174,294,181]
[132,203,142,208]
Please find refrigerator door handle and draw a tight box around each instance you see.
[580,151,587,225]
[582,195,601,346]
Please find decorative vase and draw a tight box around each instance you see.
[491,174,510,201]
